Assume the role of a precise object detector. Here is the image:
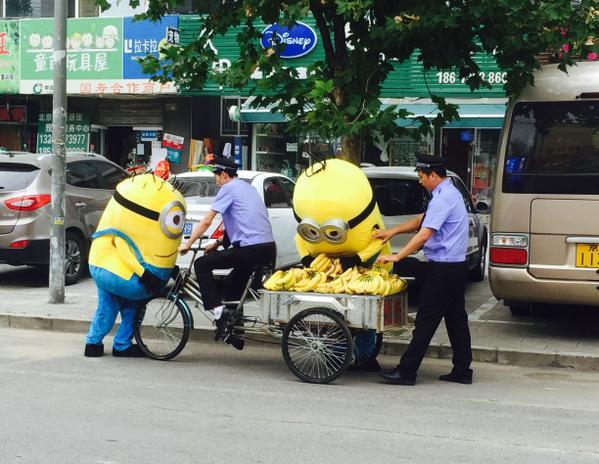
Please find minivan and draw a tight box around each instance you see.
[489,62,599,315]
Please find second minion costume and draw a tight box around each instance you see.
[84,174,186,357]
[293,159,391,371]
[293,159,392,271]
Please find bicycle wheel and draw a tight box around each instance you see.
[282,307,353,384]
[135,295,191,360]
[352,331,383,367]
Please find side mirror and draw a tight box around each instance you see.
[476,201,489,213]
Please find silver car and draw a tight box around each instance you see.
[0,150,128,284]
[362,166,488,283]
[173,169,301,271]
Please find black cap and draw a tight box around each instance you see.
[208,155,239,173]
[414,153,447,171]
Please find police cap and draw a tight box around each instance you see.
[208,155,239,174]
[414,153,447,171]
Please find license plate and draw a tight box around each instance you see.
[183,222,194,236]
[575,244,599,268]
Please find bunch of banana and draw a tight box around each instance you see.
[293,270,326,292]
[264,261,407,296]
[309,254,343,276]
[263,267,310,291]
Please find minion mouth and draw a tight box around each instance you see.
[155,251,178,258]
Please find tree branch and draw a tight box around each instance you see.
[309,0,336,72]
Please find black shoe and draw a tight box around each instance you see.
[379,368,416,386]
[225,334,245,351]
[84,343,104,357]
[349,358,381,372]
[439,370,473,385]
[112,344,146,357]
[214,307,232,341]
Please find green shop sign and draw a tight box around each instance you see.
[37,113,91,154]
[0,20,20,94]
[179,15,505,98]
[20,18,122,94]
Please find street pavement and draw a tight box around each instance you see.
[2,327,599,464]
[1,263,599,371]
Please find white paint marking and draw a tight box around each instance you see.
[469,296,499,321]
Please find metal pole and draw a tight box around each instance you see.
[49,0,67,304]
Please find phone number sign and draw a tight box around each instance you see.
[37,112,91,154]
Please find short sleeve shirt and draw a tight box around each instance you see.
[421,178,468,262]
[211,178,274,247]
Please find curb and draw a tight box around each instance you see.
[2,314,599,372]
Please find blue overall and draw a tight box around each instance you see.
[85,228,172,351]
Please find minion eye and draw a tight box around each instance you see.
[321,219,348,244]
[297,218,323,244]
[160,201,186,239]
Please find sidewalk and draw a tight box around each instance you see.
[2,282,599,371]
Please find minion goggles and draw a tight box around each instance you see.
[293,196,376,244]
[113,190,186,239]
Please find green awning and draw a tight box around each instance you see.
[239,109,288,123]
[239,101,506,127]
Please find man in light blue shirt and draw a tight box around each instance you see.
[374,153,473,386]
[179,156,276,348]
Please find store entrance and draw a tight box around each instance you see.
[441,128,472,186]
[106,126,136,167]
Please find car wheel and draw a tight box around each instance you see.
[469,239,487,282]
[65,231,87,286]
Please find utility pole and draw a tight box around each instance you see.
[49,0,67,304]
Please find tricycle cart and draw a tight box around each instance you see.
[135,244,408,384]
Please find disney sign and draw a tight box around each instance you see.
[260,22,317,59]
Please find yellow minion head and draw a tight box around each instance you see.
[293,159,384,257]
[96,173,186,268]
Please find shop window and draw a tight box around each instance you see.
[78,0,99,17]
[6,0,76,17]
[66,161,101,189]
[389,133,433,166]
[170,0,219,14]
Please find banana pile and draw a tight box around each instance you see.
[263,254,407,296]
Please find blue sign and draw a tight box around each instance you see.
[166,148,181,163]
[123,16,179,79]
[260,22,317,59]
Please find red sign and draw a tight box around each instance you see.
[162,133,184,151]
[0,32,9,55]
[0,106,27,123]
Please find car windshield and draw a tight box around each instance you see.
[503,101,599,194]
[173,176,251,204]
[0,163,40,192]
[368,177,429,215]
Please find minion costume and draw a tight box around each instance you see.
[293,159,392,270]
[293,159,391,370]
[84,174,186,357]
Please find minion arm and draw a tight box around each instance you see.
[114,236,146,276]
[357,236,387,263]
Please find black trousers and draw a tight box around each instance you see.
[194,242,276,311]
[398,260,472,379]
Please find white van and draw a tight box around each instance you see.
[489,62,599,314]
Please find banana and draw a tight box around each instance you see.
[310,253,330,272]
[263,270,285,290]
[293,272,322,292]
